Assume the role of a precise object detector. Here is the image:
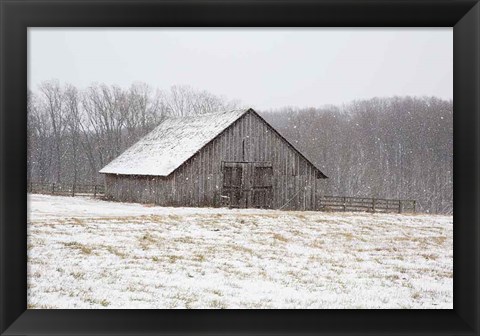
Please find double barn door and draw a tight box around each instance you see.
[222,161,273,209]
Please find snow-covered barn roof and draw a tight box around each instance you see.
[99,109,249,176]
[99,108,327,178]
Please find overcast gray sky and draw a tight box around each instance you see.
[28,28,452,110]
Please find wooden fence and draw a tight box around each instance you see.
[316,195,416,213]
[28,182,105,198]
[28,182,415,213]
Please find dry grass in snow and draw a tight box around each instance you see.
[27,194,453,309]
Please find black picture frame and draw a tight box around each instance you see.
[1,0,478,335]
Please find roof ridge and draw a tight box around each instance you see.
[165,108,249,120]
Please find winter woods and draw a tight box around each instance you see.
[27,80,452,214]
[262,97,453,214]
[27,81,240,186]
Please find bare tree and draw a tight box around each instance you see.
[81,84,126,169]
[161,85,240,117]
[64,84,82,191]
[124,83,165,147]
[38,80,66,183]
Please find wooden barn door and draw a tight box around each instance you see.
[250,162,273,209]
[222,162,273,209]
[222,162,246,208]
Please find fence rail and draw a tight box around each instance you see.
[28,182,105,198]
[316,195,416,213]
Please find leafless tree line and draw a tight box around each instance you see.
[262,97,453,214]
[27,80,240,187]
[28,80,452,214]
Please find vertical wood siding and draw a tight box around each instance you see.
[104,111,324,210]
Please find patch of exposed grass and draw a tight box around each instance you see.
[168,214,182,221]
[395,236,428,246]
[258,269,269,279]
[168,255,183,263]
[289,229,304,236]
[105,245,127,258]
[229,244,254,255]
[412,291,421,300]
[340,232,354,241]
[63,241,93,255]
[431,236,447,245]
[273,233,288,242]
[310,239,324,248]
[421,253,438,260]
[31,271,42,278]
[174,237,195,244]
[69,217,84,225]
[139,232,158,249]
[28,303,56,309]
[126,283,151,293]
[84,297,110,307]
[211,289,223,296]
[170,292,198,309]
[295,213,308,220]
[209,299,227,309]
[70,271,85,280]
[142,232,156,242]
[441,271,453,278]
[101,216,145,223]
[385,274,401,281]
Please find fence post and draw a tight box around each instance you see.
[372,198,376,213]
[94,185,97,198]
[52,183,55,195]
[72,184,75,197]
[413,200,416,213]
[343,197,346,212]
[398,200,402,214]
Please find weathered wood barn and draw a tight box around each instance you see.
[99,108,327,210]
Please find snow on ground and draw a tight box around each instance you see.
[27,194,453,309]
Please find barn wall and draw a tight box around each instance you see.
[104,111,324,210]
[105,174,159,203]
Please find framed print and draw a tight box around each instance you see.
[1,0,479,335]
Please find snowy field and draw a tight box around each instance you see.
[27,194,453,309]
